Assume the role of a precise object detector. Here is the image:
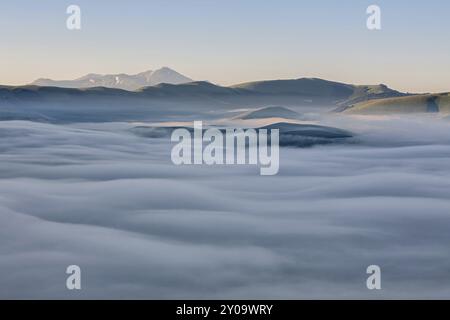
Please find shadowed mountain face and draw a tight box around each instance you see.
[31,67,193,91]
[0,78,408,123]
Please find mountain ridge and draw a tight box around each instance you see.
[16,77,410,107]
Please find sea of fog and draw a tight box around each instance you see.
[1,116,450,298]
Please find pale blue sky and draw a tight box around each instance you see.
[1,0,449,92]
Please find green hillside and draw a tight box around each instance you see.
[343,93,450,115]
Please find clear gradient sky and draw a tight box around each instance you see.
[1,0,449,92]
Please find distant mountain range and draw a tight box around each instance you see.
[31,67,193,91]
[28,67,405,107]
[2,76,445,122]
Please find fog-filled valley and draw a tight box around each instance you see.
[1,77,450,298]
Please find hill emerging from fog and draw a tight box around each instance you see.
[233,106,301,120]
[31,67,193,91]
[130,121,353,148]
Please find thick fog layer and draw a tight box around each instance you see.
[1,116,450,298]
